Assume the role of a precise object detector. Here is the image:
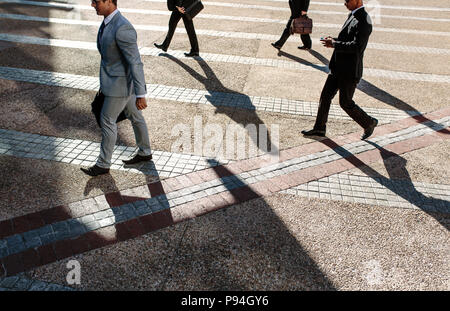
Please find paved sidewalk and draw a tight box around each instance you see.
[0,0,448,291]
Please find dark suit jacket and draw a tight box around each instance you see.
[167,0,183,11]
[328,7,372,81]
[289,0,310,19]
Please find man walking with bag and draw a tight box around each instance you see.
[301,0,378,140]
[154,0,201,57]
[81,0,152,176]
[271,0,312,51]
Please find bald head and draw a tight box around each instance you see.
[345,0,363,11]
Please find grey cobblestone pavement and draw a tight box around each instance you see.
[1,115,448,262]
[282,173,450,211]
[1,8,450,56]
[0,275,75,291]
[0,128,228,177]
[0,0,448,291]
[0,66,421,123]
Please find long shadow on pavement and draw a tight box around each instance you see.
[159,53,279,158]
[301,49,450,135]
[318,138,450,231]
[160,159,336,290]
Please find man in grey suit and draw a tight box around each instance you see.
[81,0,152,176]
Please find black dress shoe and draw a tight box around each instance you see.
[154,43,167,52]
[184,51,199,57]
[80,165,110,177]
[301,129,326,137]
[362,118,378,140]
[271,42,282,50]
[298,45,311,50]
[122,154,153,165]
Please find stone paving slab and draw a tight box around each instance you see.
[1,9,450,51]
[0,274,75,291]
[282,173,450,212]
[0,0,448,291]
[2,0,449,33]
[0,66,431,124]
[0,128,229,177]
[0,108,448,277]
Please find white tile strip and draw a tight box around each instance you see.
[282,173,450,212]
[1,115,448,259]
[142,0,450,22]
[268,0,450,12]
[0,128,228,177]
[2,32,448,83]
[0,66,420,123]
[2,0,450,35]
[0,12,449,56]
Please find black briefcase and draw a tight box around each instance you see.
[183,0,204,20]
[91,90,127,127]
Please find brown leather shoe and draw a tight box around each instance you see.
[122,154,153,165]
[80,165,110,176]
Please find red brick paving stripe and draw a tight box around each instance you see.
[0,220,13,240]
[39,206,72,225]
[21,248,40,272]
[104,192,126,207]
[11,212,45,235]
[0,111,448,276]
[70,235,94,255]
[0,261,5,278]
[2,108,448,242]
[1,253,24,277]
[36,244,57,267]
[53,240,74,261]
[1,124,448,276]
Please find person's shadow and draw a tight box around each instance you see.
[278,49,450,135]
[159,53,279,160]
[82,163,174,248]
[318,138,450,231]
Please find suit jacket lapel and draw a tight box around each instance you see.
[97,23,102,52]
[340,13,354,32]
[97,12,122,53]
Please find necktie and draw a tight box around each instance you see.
[98,21,105,40]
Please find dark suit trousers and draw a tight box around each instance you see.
[313,74,373,131]
[275,17,312,48]
[162,10,199,53]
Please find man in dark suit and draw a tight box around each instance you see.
[302,0,378,140]
[154,0,200,57]
[81,0,152,176]
[271,0,312,51]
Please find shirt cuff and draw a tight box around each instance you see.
[136,94,146,98]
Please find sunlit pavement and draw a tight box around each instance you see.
[0,0,449,290]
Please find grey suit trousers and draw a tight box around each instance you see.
[96,95,152,168]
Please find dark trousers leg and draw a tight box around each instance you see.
[314,74,339,131]
[162,10,182,49]
[300,34,312,49]
[338,78,373,129]
[274,18,293,47]
[314,74,373,131]
[182,15,199,53]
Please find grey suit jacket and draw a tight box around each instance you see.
[98,11,146,97]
